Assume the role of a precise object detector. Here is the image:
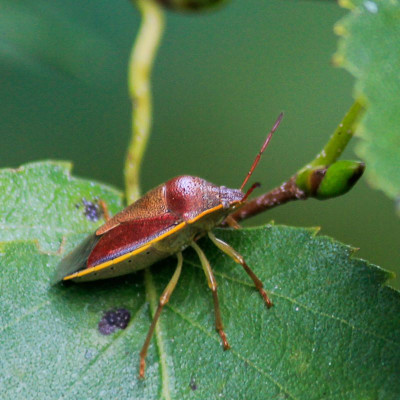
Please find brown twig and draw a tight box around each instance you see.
[230,177,306,223]
[228,100,364,224]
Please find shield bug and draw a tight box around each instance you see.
[52,113,283,378]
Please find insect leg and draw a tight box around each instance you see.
[191,242,230,351]
[223,215,241,229]
[208,231,273,308]
[139,252,183,378]
[98,199,110,221]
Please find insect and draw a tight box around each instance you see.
[52,113,283,378]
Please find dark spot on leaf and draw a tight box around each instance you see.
[189,376,197,391]
[82,198,102,222]
[76,198,104,222]
[98,319,115,335]
[98,308,131,335]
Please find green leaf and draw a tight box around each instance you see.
[334,0,400,202]
[1,162,399,399]
[0,161,123,253]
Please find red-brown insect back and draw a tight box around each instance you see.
[53,113,283,378]
[165,176,221,220]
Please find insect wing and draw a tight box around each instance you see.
[51,233,100,284]
[54,212,184,282]
[87,213,181,269]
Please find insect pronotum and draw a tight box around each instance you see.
[53,113,283,378]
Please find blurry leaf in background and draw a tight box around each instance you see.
[1,162,399,399]
[0,0,124,87]
[335,0,400,205]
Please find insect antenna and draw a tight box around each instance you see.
[239,112,284,191]
[242,182,261,203]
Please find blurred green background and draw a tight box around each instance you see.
[1,0,399,287]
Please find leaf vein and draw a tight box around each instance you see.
[185,259,400,347]
[167,303,299,400]
[145,269,172,400]
[61,302,147,396]
[0,299,51,334]
[0,223,89,236]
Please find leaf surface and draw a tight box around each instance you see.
[0,161,123,253]
[335,0,400,203]
[0,162,399,399]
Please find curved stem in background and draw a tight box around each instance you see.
[125,0,165,205]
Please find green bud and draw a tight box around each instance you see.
[154,0,229,12]
[296,160,365,200]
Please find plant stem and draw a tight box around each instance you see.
[230,100,364,223]
[125,0,165,205]
[302,100,363,170]
[229,177,306,223]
